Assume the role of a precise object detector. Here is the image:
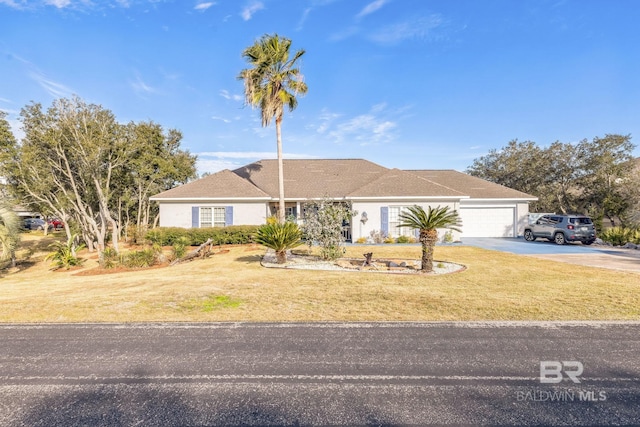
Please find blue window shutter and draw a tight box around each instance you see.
[415,228,420,239]
[225,206,233,226]
[380,207,389,236]
[191,206,199,228]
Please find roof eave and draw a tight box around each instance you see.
[348,196,470,200]
[150,197,272,202]
[462,197,539,202]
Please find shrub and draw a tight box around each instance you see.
[102,247,119,269]
[301,197,357,260]
[369,230,386,244]
[120,248,158,268]
[600,227,635,246]
[145,225,258,246]
[46,235,85,270]
[442,230,454,243]
[383,236,395,244]
[355,237,367,244]
[255,222,303,263]
[171,237,190,261]
[396,235,416,244]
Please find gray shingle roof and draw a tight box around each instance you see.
[348,169,467,198]
[233,159,390,199]
[150,169,270,200]
[151,159,537,200]
[406,169,537,199]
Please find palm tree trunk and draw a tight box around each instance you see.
[276,115,285,224]
[420,229,439,272]
[276,249,287,264]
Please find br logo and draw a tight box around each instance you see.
[540,361,584,384]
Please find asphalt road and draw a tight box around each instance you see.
[1,322,639,426]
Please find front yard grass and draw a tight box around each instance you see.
[1,234,639,322]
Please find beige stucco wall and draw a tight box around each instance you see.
[158,201,268,228]
[351,200,460,241]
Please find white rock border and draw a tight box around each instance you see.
[261,250,466,275]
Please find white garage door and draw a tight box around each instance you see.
[459,207,515,237]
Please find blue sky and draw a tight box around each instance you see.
[1,0,639,175]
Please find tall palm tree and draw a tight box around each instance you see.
[398,205,462,273]
[238,34,308,223]
[0,199,20,268]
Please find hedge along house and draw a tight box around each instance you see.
[150,159,537,241]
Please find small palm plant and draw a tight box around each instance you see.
[398,205,462,273]
[46,235,86,270]
[255,221,303,264]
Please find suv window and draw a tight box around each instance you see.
[549,216,563,224]
[537,216,550,225]
[569,217,593,225]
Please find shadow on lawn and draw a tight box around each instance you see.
[234,254,263,264]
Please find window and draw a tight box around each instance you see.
[388,206,414,237]
[200,207,226,228]
[285,206,297,219]
[200,207,212,227]
[213,207,226,227]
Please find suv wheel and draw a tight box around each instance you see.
[524,230,535,241]
[554,233,566,245]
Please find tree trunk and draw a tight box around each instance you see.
[419,229,439,272]
[276,115,285,224]
[276,249,287,264]
[170,238,213,265]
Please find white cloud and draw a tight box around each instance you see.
[368,14,446,45]
[130,72,157,96]
[356,0,387,19]
[240,1,263,21]
[319,104,402,146]
[219,89,243,101]
[296,7,311,31]
[371,102,387,113]
[312,109,341,134]
[45,0,71,8]
[211,116,231,123]
[29,72,74,98]
[0,0,22,8]
[329,26,359,42]
[196,151,317,174]
[196,158,244,175]
[194,2,214,11]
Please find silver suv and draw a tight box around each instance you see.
[524,215,596,245]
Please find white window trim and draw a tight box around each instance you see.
[200,206,226,228]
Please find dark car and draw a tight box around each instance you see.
[524,214,596,245]
[23,218,53,231]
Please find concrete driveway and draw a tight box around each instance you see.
[461,237,640,273]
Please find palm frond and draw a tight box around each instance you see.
[238,33,306,126]
[398,205,462,233]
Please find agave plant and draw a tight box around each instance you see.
[398,205,462,272]
[255,221,303,264]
